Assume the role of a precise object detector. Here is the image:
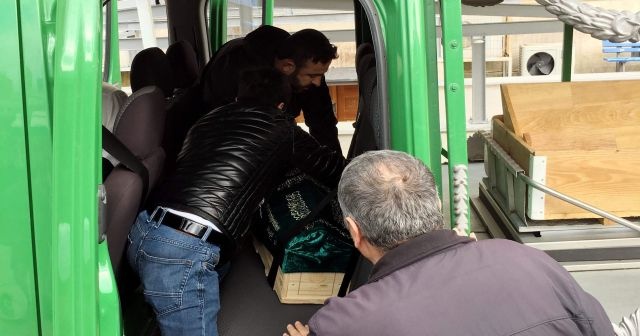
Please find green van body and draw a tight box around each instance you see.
[0,0,468,334]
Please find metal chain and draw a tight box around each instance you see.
[535,0,640,42]
[453,165,470,233]
[613,308,640,336]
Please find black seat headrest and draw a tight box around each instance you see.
[130,47,174,97]
[167,41,199,90]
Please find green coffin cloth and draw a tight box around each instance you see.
[255,169,354,273]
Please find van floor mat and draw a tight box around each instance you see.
[218,238,321,336]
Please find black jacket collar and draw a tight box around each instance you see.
[368,229,474,283]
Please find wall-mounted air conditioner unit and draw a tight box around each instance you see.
[520,44,562,76]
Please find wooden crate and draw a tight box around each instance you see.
[252,238,344,304]
[496,80,640,220]
[333,85,359,121]
[296,84,359,123]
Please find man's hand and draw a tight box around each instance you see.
[284,321,310,336]
[453,227,477,240]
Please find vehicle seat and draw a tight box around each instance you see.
[112,86,167,190]
[102,82,128,131]
[130,47,174,98]
[102,83,128,177]
[355,42,375,77]
[104,165,143,273]
[161,87,202,176]
[166,40,199,92]
[105,86,166,272]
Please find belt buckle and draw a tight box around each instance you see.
[180,220,207,238]
[151,207,215,242]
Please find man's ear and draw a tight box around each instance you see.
[275,58,296,75]
[276,102,285,110]
[345,217,362,248]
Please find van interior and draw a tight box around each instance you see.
[101,0,387,334]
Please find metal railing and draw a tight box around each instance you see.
[483,132,640,233]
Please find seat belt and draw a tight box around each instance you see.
[102,126,149,199]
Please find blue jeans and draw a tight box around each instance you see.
[127,210,227,336]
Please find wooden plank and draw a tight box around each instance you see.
[298,84,357,122]
[515,103,640,132]
[570,80,640,104]
[335,85,358,121]
[298,273,340,296]
[500,84,521,135]
[527,129,617,151]
[253,237,273,276]
[614,125,640,150]
[491,116,534,174]
[328,85,337,100]
[501,82,574,136]
[538,149,640,219]
[600,218,617,226]
[500,80,640,141]
[526,124,640,151]
[275,270,342,304]
[252,238,344,304]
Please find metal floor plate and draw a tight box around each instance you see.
[218,238,321,336]
[473,181,640,260]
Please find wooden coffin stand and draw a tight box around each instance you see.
[253,238,345,304]
[475,80,640,258]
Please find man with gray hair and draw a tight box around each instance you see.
[285,150,613,336]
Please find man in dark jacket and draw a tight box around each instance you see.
[200,25,342,155]
[126,68,344,336]
[285,150,614,336]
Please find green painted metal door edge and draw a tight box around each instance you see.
[209,0,227,53]
[51,0,120,334]
[98,243,121,336]
[107,0,122,86]
[423,0,444,192]
[562,24,573,82]
[17,0,55,333]
[0,1,42,334]
[439,0,470,230]
[262,0,273,26]
[372,0,443,187]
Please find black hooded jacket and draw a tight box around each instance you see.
[148,102,344,246]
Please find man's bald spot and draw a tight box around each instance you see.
[375,162,409,185]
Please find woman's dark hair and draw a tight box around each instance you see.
[276,29,338,67]
[237,67,292,108]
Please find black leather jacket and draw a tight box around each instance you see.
[149,102,345,246]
